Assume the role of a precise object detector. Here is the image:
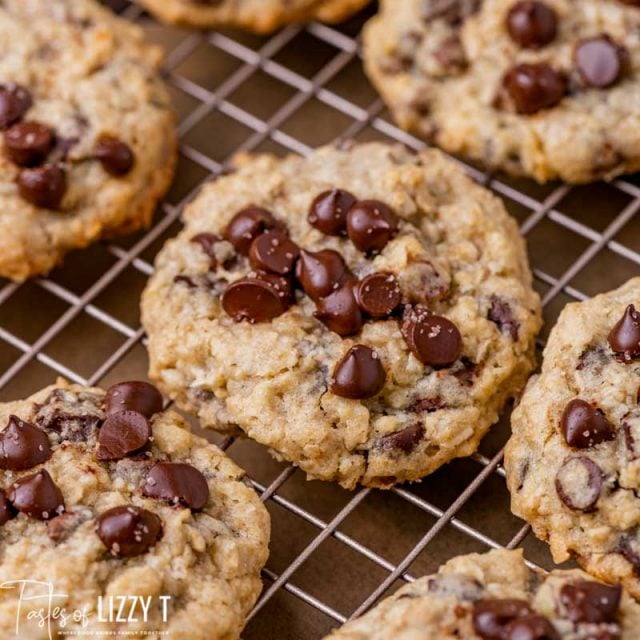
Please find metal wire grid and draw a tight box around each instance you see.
[0,1,639,637]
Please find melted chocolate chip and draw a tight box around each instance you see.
[96,505,162,557]
[608,305,640,360]
[0,490,15,526]
[143,462,209,510]
[0,83,32,129]
[224,207,279,255]
[378,423,425,454]
[560,399,615,449]
[8,469,65,520]
[502,63,567,114]
[96,411,151,461]
[576,36,626,89]
[503,614,559,640]
[555,456,603,512]
[17,163,67,209]
[560,580,621,624]
[330,345,386,399]
[506,1,557,49]
[401,306,462,367]
[472,599,533,639]
[4,121,54,167]
[191,233,221,268]
[308,189,356,236]
[47,509,91,543]
[346,200,399,253]
[356,273,401,318]
[40,413,101,443]
[488,296,519,340]
[0,415,51,471]
[249,231,299,275]
[295,249,350,301]
[105,381,163,419]
[314,280,364,337]
[94,135,134,176]
[222,273,291,323]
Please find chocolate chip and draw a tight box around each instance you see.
[330,345,386,399]
[576,36,626,89]
[94,135,134,176]
[314,280,364,337]
[502,63,567,114]
[560,399,615,449]
[488,296,519,340]
[222,274,291,323]
[503,614,559,640]
[0,415,51,471]
[472,599,532,639]
[401,305,462,367]
[308,189,356,236]
[248,231,300,275]
[96,505,162,557]
[40,413,101,443]
[403,261,449,303]
[105,381,163,419]
[560,580,621,624]
[224,207,279,255]
[608,304,640,361]
[356,273,401,318]
[409,397,444,413]
[619,535,640,575]
[4,121,54,167]
[143,462,209,510]
[433,35,468,71]
[8,469,65,520]
[0,490,15,526]
[623,411,640,459]
[96,411,151,461]
[0,83,32,129]
[576,345,609,373]
[506,1,557,49]
[378,423,425,454]
[17,163,67,209]
[47,509,91,543]
[346,200,399,253]
[555,456,603,512]
[191,232,221,269]
[295,249,350,301]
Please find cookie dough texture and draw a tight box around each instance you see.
[505,278,640,598]
[142,143,541,489]
[321,549,640,639]
[0,0,176,281]
[0,381,270,639]
[363,0,640,183]
[137,0,371,32]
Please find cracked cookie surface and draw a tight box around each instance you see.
[0,0,176,281]
[322,548,640,639]
[0,380,269,639]
[136,0,370,32]
[141,142,541,489]
[505,277,640,599]
[363,0,640,183]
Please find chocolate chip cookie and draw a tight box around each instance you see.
[505,277,640,599]
[141,142,541,489]
[136,0,371,32]
[363,0,640,183]
[0,380,269,639]
[321,548,640,639]
[0,0,176,281]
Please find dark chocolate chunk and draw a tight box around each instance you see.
[472,598,532,639]
[105,381,163,419]
[248,231,299,275]
[346,200,399,253]
[8,469,65,520]
[94,135,134,176]
[96,505,162,557]
[0,83,32,129]
[295,249,350,302]
[17,163,67,209]
[0,490,15,526]
[503,614,559,640]
[560,399,615,449]
[143,462,209,510]
[378,424,425,454]
[96,411,151,461]
[314,280,364,337]
[506,1,557,49]
[555,456,603,512]
[576,35,627,89]
[0,415,51,471]
[330,345,386,399]
[502,63,567,114]
[608,304,640,360]
[308,189,356,236]
[4,121,54,167]
[559,579,621,624]
[224,207,279,255]
[356,273,401,318]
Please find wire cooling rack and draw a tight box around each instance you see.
[1,2,640,638]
